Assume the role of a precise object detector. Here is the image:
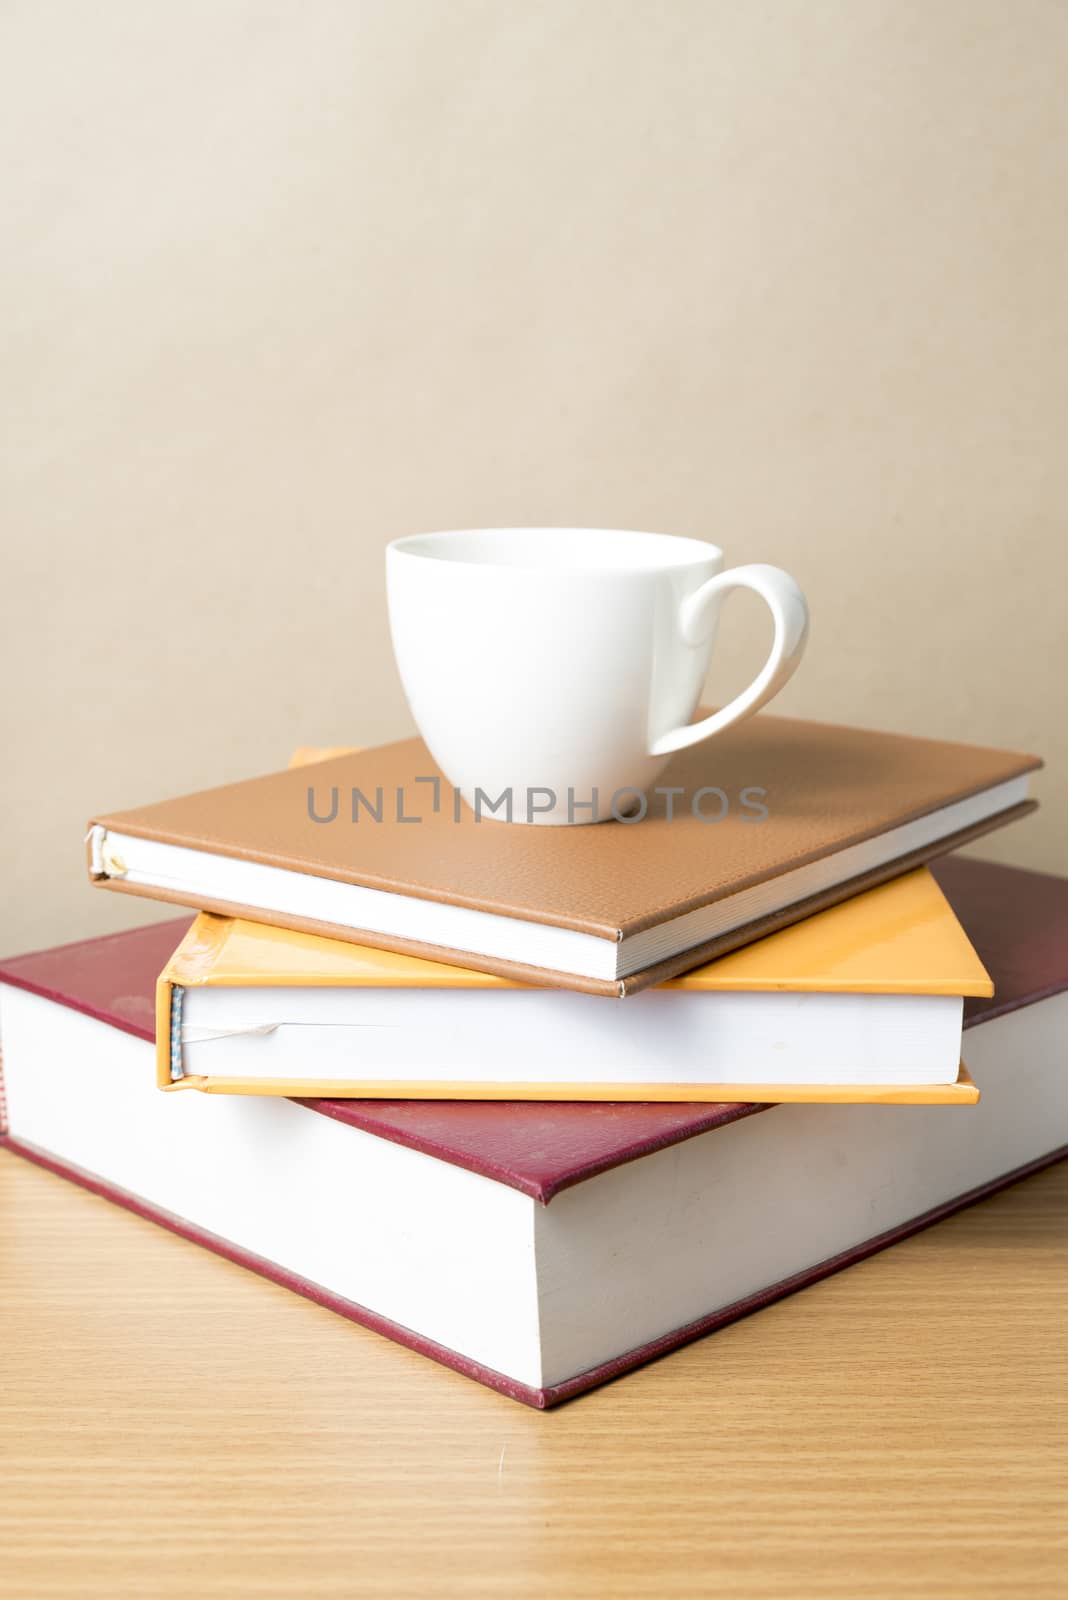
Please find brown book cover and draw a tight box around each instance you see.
[87,714,1040,995]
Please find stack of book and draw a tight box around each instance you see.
[2,716,1065,1408]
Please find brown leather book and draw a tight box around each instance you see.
[86,714,1040,995]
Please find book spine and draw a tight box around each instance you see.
[154,975,179,1088]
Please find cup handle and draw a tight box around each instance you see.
[649,563,809,757]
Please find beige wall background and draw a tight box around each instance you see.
[2,0,1066,955]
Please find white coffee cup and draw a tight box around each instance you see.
[386,528,808,825]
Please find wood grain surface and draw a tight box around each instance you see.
[1,1148,1066,1599]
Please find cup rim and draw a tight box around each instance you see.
[387,527,724,575]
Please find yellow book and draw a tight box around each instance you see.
[157,864,989,1104]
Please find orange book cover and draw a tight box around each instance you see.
[156,863,988,1104]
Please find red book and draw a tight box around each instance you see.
[2,855,1066,1408]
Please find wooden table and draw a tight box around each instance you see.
[2,1148,1066,1598]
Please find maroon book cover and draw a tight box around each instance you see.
[2,856,1067,1406]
